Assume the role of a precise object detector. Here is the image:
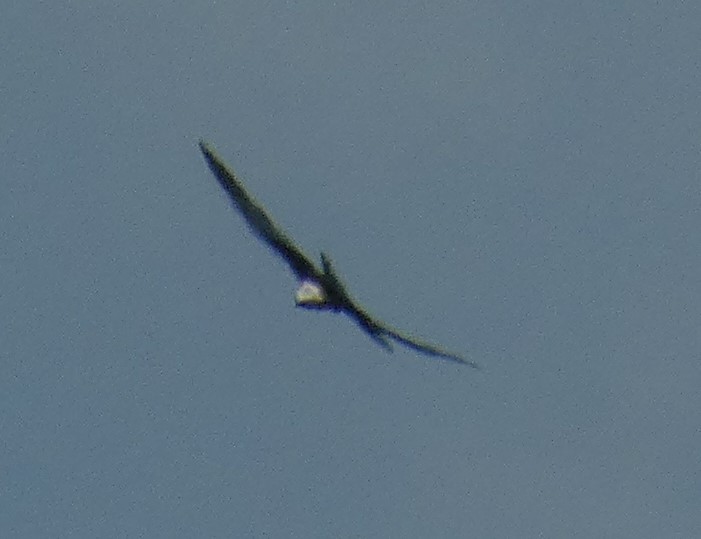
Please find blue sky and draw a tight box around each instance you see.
[2,2,700,537]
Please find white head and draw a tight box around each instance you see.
[294,280,327,307]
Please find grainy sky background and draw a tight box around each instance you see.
[2,2,700,537]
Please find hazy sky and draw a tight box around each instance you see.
[3,2,700,537]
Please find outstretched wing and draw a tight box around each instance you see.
[199,141,319,281]
[345,303,478,368]
[381,325,479,368]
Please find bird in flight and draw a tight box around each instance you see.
[199,141,478,368]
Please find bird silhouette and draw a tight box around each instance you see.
[199,140,478,368]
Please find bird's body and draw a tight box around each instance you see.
[199,140,478,368]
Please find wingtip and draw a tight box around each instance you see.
[427,349,480,368]
[198,140,222,171]
[198,139,213,156]
[455,356,481,369]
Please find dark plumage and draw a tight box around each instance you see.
[199,140,478,368]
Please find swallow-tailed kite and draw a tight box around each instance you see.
[199,140,477,368]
